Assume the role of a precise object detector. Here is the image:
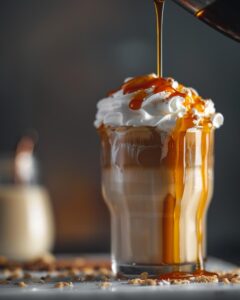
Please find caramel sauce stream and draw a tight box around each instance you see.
[173,129,185,264]
[154,0,165,77]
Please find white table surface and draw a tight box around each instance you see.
[0,256,239,300]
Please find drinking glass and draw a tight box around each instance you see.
[99,125,214,276]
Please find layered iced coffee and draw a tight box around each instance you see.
[95,74,223,275]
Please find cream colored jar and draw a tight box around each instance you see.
[0,185,54,261]
[0,136,55,261]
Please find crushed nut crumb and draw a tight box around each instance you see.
[221,278,230,284]
[128,278,157,286]
[54,282,65,289]
[82,267,96,280]
[142,279,158,286]
[171,279,190,285]
[54,281,73,288]
[140,272,149,280]
[216,270,240,284]
[17,281,27,288]
[194,275,218,283]
[231,269,240,275]
[68,268,79,277]
[40,253,56,264]
[230,277,240,284]
[99,281,111,289]
[218,272,236,280]
[128,278,142,285]
[23,273,32,279]
[82,267,95,275]
[99,267,112,277]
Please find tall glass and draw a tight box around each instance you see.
[99,125,214,276]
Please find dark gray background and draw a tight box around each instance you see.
[0,0,239,263]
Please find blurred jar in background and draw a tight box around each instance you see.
[0,134,55,261]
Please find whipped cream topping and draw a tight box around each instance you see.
[94,74,224,132]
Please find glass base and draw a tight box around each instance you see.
[112,261,199,277]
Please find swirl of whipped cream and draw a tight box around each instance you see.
[94,75,224,131]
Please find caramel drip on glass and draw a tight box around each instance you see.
[170,119,193,265]
[173,129,185,264]
[162,194,175,263]
[154,0,165,77]
[196,128,210,269]
[161,116,211,268]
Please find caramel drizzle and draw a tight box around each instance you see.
[162,194,175,263]
[124,75,187,111]
[196,128,210,269]
[162,119,192,265]
[113,74,206,115]
[173,129,185,264]
[160,115,211,269]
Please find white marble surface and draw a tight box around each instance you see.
[0,257,239,300]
